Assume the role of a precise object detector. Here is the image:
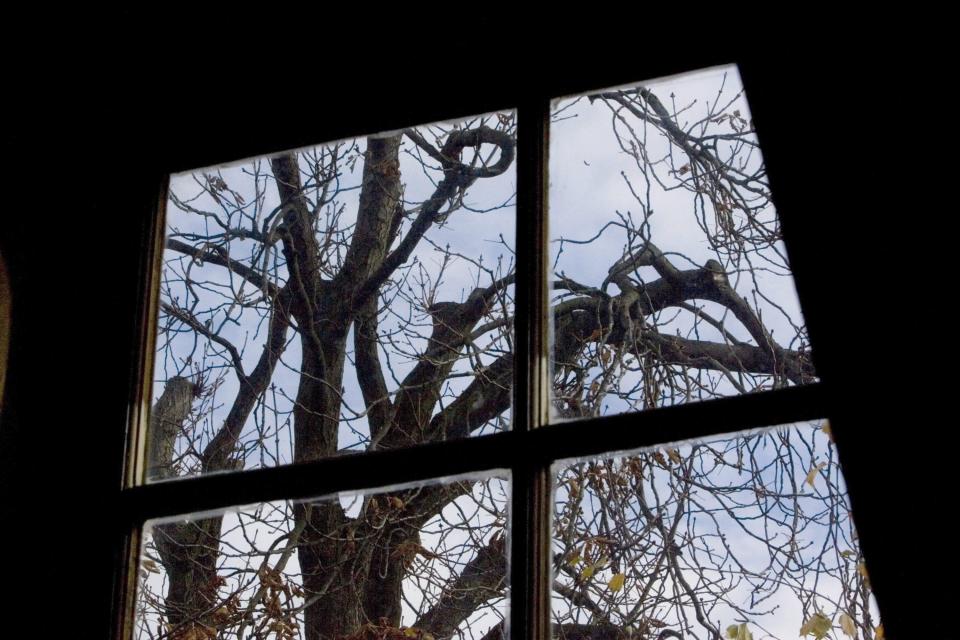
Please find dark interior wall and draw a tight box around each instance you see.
[0,14,941,637]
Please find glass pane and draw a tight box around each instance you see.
[149,112,516,481]
[552,421,881,640]
[549,66,815,420]
[135,472,510,640]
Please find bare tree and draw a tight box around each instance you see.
[135,70,877,640]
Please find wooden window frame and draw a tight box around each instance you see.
[113,53,857,640]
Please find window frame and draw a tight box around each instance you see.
[113,55,847,640]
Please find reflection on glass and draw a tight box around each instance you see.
[552,421,881,640]
[135,472,510,640]
[149,112,516,481]
[549,65,815,420]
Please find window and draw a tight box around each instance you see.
[115,59,884,640]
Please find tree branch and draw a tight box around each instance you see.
[379,283,510,450]
[354,295,393,440]
[202,288,293,472]
[355,127,515,306]
[166,238,279,299]
[336,135,403,291]
[160,301,247,382]
[414,533,507,640]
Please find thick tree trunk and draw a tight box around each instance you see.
[297,500,424,640]
[291,136,404,640]
[153,518,223,631]
[146,376,196,481]
[297,503,360,640]
[148,377,225,635]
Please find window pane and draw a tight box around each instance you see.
[149,112,516,481]
[135,472,510,640]
[552,421,881,640]
[549,66,814,420]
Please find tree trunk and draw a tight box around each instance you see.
[149,377,225,635]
